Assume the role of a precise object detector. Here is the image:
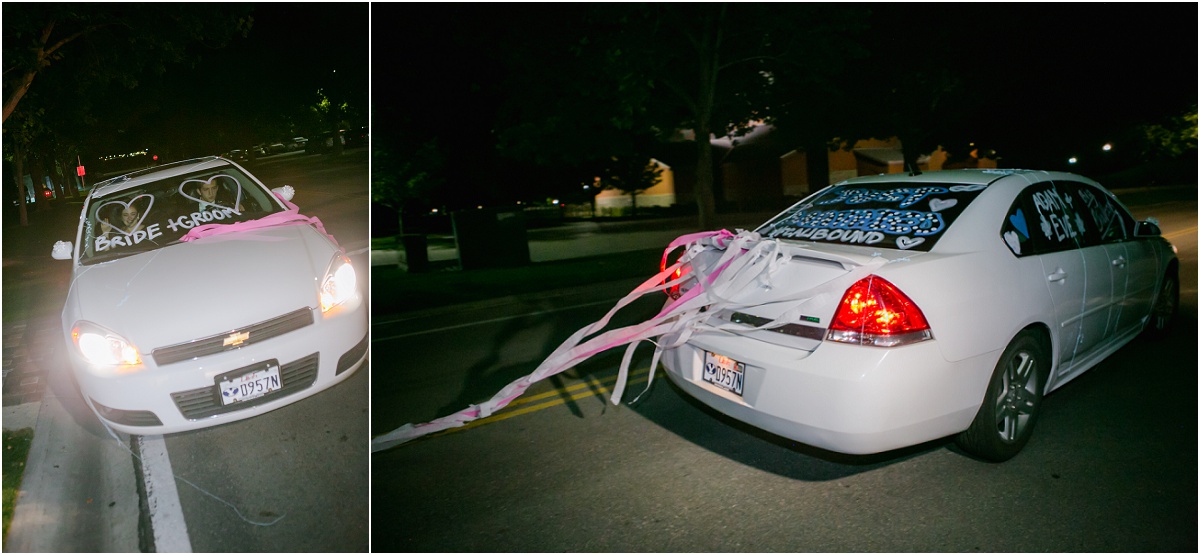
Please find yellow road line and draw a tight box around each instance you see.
[431,368,655,437]
[506,367,651,408]
[1164,226,1197,241]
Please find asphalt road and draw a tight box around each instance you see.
[370,189,1197,552]
[157,150,371,552]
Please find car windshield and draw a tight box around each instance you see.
[756,181,987,252]
[79,166,285,265]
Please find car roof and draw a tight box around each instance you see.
[834,168,1103,190]
[89,156,234,199]
[834,168,1043,186]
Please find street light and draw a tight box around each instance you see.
[1102,143,1113,151]
[1068,157,1078,164]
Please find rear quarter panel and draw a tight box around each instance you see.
[877,175,1060,365]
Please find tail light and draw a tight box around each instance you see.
[827,275,931,347]
[661,254,692,300]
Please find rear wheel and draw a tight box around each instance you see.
[1142,269,1179,340]
[956,331,1047,462]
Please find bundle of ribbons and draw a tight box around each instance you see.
[371,228,892,453]
[180,192,338,246]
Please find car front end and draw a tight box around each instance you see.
[59,157,367,434]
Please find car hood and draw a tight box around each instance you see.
[67,225,337,350]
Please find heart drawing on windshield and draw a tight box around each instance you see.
[178,175,244,215]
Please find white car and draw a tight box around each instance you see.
[53,157,367,434]
[660,169,1178,461]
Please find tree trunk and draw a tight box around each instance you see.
[2,70,36,124]
[12,144,29,226]
[691,6,722,231]
[61,158,78,198]
[30,161,47,211]
[805,137,831,193]
[694,126,716,230]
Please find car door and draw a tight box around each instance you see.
[1070,182,1159,335]
[1001,182,1089,375]
[1050,182,1116,361]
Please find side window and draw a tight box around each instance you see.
[1056,182,1099,247]
[1056,181,1126,244]
[1001,182,1091,256]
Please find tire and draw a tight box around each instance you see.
[956,331,1047,462]
[1142,269,1179,340]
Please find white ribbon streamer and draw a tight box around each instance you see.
[371,229,891,453]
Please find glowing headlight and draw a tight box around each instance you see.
[320,256,357,312]
[71,321,141,366]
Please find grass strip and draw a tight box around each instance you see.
[2,428,35,548]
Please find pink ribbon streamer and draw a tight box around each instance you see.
[179,194,338,247]
[369,226,895,453]
[371,229,745,452]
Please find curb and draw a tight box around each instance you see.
[2,402,41,431]
[5,392,140,552]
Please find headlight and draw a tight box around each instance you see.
[320,255,357,312]
[71,321,141,366]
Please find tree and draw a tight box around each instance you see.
[372,135,445,236]
[3,4,253,124]
[593,155,664,217]
[3,4,253,225]
[496,4,868,229]
[1136,106,1198,160]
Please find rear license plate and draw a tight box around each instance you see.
[219,364,282,405]
[703,351,745,396]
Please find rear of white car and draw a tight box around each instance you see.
[660,169,1176,460]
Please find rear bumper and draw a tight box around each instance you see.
[661,330,997,454]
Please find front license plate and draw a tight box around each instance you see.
[703,351,745,396]
[219,364,282,405]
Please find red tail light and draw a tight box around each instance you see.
[828,275,931,347]
[661,254,692,300]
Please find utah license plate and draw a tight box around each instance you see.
[219,364,282,405]
[703,351,745,396]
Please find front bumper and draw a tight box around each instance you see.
[70,298,367,435]
[661,329,998,455]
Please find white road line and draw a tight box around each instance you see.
[372,298,619,342]
[137,435,193,553]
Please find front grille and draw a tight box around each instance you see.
[152,307,314,365]
[170,352,320,420]
[729,312,826,341]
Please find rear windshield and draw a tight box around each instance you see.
[80,166,285,265]
[756,182,987,252]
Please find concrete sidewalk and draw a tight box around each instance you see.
[4,389,140,552]
[3,203,140,553]
[371,211,778,268]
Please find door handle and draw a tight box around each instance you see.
[1112,256,1127,268]
[1047,268,1068,282]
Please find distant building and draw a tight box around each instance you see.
[593,158,677,214]
[594,124,998,213]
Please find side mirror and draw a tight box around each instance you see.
[1134,219,1162,237]
[271,185,295,202]
[51,241,73,260]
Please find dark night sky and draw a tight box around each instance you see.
[101,3,369,160]
[371,3,1197,179]
[18,3,1194,182]
[899,4,1196,160]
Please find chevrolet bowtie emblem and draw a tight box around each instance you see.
[223,331,250,347]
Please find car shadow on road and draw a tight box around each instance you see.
[625,364,951,481]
